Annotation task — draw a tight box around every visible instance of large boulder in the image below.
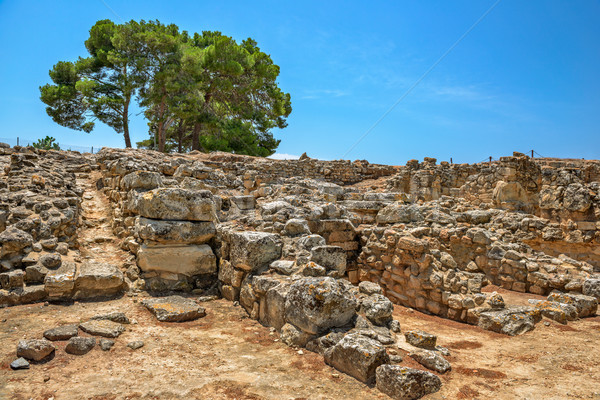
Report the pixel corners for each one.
[137,244,216,277]
[136,218,215,245]
[376,364,442,400]
[127,188,216,221]
[376,203,423,224]
[229,231,283,273]
[17,339,55,361]
[324,333,389,384]
[284,277,357,335]
[73,261,124,299]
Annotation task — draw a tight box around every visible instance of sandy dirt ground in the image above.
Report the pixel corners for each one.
[1,294,598,400]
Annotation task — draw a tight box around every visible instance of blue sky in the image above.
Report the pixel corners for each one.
[0,1,598,164]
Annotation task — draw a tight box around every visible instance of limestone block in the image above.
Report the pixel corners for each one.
[230,231,282,273]
[136,217,215,244]
[137,244,216,277]
[127,188,216,221]
[44,261,76,298]
[73,261,124,299]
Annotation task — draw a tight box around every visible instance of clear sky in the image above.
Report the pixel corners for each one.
[0,0,598,164]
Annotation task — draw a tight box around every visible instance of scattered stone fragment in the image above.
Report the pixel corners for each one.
[91,312,130,324]
[99,338,115,351]
[10,357,30,370]
[79,320,125,338]
[361,294,394,326]
[127,340,144,350]
[478,306,541,336]
[376,364,442,400]
[17,339,55,361]
[404,330,437,349]
[43,324,78,341]
[142,295,206,322]
[65,337,95,355]
[409,349,451,373]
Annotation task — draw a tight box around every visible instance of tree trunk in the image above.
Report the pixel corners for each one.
[157,95,167,153]
[177,120,184,153]
[192,123,201,151]
[123,97,132,148]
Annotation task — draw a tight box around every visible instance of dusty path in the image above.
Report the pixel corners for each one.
[75,170,131,268]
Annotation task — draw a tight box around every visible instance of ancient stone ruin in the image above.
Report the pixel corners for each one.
[1,144,598,399]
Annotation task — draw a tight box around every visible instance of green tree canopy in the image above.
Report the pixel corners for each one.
[40,19,292,155]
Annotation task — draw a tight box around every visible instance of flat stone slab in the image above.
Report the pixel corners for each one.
[91,312,130,324]
[79,320,125,338]
[142,296,206,322]
[137,244,216,277]
[65,337,95,355]
[17,339,55,361]
[10,357,30,370]
[43,324,79,341]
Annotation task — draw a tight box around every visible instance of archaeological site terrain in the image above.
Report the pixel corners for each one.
[0,144,598,399]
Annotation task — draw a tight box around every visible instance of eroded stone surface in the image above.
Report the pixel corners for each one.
[142,295,206,322]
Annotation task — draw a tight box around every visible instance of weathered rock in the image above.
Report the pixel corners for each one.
[91,312,130,324]
[44,261,76,298]
[17,339,55,361]
[43,324,78,341]
[297,234,326,251]
[269,260,296,275]
[137,244,216,276]
[73,261,124,299]
[283,219,310,236]
[284,277,357,335]
[358,281,383,295]
[529,299,578,324]
[39,253,61,269]
[10,357,30,370]
[99,338,115,351]
[324,333,389,384]
[0,270,24,289]
[409,350,451,373]
[262,282,291,330]
[127,188,216,221]
[65,337,95,355]
[121,171,163,190]
[0,227,33,254]
[583,278,600,300]
[376,364,442,400]
[136,217,215,244]
[280,323,315,347]
[127,340,144,350]
[79,320,125,338]
[404,330,437,349]
[25,264,49,283]
[478,306,541,336]
[361,294,394,326]
[142,295,206,322]
[229,231,283,273]
[376,203,423,224]
[547,292,598,318]
[310,246,346,277]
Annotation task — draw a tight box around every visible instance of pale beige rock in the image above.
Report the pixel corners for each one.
[137,244,216,277]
